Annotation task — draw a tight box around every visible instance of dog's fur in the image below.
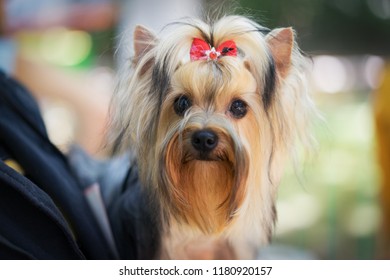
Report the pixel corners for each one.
[109,15,315,259]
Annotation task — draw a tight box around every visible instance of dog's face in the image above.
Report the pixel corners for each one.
[159,60,258,233]
[110,16,314,255]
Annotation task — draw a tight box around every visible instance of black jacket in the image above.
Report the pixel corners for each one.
[0,71,116,259]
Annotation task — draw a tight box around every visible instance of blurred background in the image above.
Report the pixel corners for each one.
[1,0,389,259]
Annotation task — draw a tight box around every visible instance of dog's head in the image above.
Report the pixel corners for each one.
[110,16,314,238]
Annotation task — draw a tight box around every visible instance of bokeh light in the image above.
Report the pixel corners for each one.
[312,56,348,94]
[39,28,92,66]
[17,28,92,67]
[364,55,385,89]
[367,0,390,19]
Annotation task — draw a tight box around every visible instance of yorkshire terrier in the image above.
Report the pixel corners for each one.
[109,15,315,259]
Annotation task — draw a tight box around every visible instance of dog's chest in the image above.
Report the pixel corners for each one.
[159,229,236,259]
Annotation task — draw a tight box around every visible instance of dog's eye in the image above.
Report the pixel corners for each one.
[174,95,192,116]
[229,99,247,119]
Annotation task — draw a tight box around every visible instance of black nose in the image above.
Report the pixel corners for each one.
[191,130,219,152]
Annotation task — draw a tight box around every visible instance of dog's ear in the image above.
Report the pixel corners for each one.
[133,25,156,65]
[266,27,294,79]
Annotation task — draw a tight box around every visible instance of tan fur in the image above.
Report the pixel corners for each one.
[109,15,317,259]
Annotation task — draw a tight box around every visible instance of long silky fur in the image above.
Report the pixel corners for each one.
[109,15,316,259]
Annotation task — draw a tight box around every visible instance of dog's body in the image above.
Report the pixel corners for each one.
[110,15,315,259]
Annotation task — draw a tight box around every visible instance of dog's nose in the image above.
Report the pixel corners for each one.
[191,130,219,152]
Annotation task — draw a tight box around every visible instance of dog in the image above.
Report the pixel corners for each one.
[109,15,316,259]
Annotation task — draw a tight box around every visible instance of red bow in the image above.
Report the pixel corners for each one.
[190,38,237,61]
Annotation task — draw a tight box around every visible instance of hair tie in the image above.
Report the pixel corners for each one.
[190,38,237,61]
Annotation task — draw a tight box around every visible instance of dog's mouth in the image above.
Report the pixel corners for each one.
[182,150,230,164]
[196,153,219,162]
